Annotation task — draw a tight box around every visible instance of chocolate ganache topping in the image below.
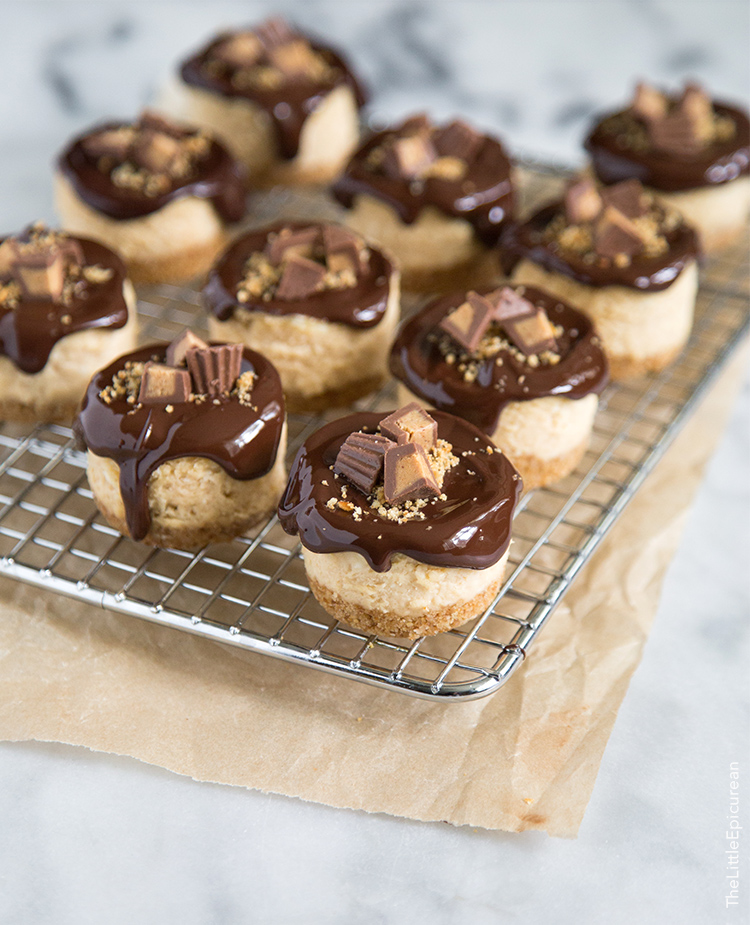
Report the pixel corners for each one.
[77,341,285,541]
[501,177,699,292]
[204,222,393,329]
[332,115,515,245]
[390,286,609,435]
[179,18,367,161]
[0,225,129,374]
[278,409,521,573]
[58,112,247,222]
[585,82,750,192]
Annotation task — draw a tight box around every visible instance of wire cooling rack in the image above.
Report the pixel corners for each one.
[0,165,747,700]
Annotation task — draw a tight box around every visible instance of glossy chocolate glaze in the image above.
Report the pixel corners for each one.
[58,121,247,222]
[279,410,521,572]
[77,343,285,541]
[0,237,129,374]
[500,203,699,291]
[204,223,393,328]
[332,125,515,245]
[585,102,750,192]
[390,287,608,435]
[180,35,367,160]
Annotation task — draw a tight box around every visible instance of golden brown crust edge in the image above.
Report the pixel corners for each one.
[308,573,503,640]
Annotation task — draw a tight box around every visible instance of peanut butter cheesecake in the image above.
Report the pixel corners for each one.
[390,285,608,489]
[55,111,246,283]
[0,223,137,423]
[501,177,700,379]
[205,222,399,411]
[332,113,515,290]
[158,16,366,186]
[76,332,287,550]
[279,404,521,639]
[585,81,750,251]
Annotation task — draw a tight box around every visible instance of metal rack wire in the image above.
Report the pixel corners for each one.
[0,165,747,700]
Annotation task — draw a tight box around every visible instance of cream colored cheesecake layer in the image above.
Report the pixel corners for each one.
[343,195,485,278]
[54,172,229,283]
[0,282,138,424]
[303,546,509,622]
[86,422,287,549]
[511,259,698,375]
[209,272,400,407]
[652,176,750,252]
[156,76,360,184]
[397,385,597,463]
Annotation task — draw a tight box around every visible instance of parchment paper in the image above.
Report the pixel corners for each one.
[0,347,746,838]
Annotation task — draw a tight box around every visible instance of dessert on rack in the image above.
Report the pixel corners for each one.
[0,223,137,423]
[204,221,399,411]
[55,111,247,283]
[390,284,608,489]
[584,81,750,251]
[76,331,287,550]
[332,113,515,290]
[279,404,521,639]
[501,177,699,379]
[158,16,367,186]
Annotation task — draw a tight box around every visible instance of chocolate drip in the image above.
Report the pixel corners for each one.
[585,102,750,192]
[500,203,699,292]
[0,238,128,374]
[58,122,247,222]
[76,344,285,541]
[204,223,393,329]
[390,287,609,435]
[180,36,367,160]
[332,128,515,246]
[279,410,520,572]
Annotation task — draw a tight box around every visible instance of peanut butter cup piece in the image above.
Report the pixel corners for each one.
[254,15,297,50]
[214,32,263,68]
[166,330,209,367]
[138,362,191,405]
[383,442,439,505]
[648,110,705,156]
[132,130,183,174]
[564,178,603,224]
[383,134,437,180]
[631,82,668,123]
[503,309,557,357]
[487,286,536,323]
[438,291,494,353]
[265,226,321,265]
[600,179,648,218]
[333,432,395,494]
[186,343,243,396]
[380,403,437,450]
[322,224,364,274]
[275,253,326,300]
[594,206,645,258]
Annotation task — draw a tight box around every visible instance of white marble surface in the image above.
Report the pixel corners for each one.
[0,1,748,923]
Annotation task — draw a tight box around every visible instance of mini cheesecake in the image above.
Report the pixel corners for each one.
[0,223,137,423]
[585,81,750,251]
[332,113,514,291]
[76,332,287,550]
[279,405,521,639]
[390,285,608,490]
[501,177,699,380]
[157,16,366,186]
[55,111,247,284]
[204,222,399,411]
